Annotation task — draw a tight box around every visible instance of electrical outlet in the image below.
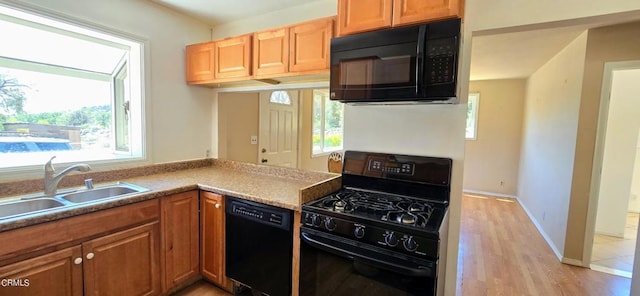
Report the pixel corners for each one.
[205,149,210,158]
[500,181,504,187]
[250,136,258,145]
[543,212,546,221]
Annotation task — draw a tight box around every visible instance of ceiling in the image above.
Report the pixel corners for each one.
[151,1,640,81]
[151,0,325,26]
[470,26,586,81]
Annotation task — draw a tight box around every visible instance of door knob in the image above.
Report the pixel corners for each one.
[261,159,268,163]
[261,148,267,153]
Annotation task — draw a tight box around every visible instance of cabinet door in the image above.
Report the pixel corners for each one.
[161,191,199,292]
[185,42,215,83]
[253,28,289,78]
[0,246,83,296]
[83,222,160,296]
[215,34,252,80]
[392,0,463,26]
[289,17,333,73]
[200,191,232,291]
[337,0,392,36]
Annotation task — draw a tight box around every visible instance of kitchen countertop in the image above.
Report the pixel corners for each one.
[0,159,341,232]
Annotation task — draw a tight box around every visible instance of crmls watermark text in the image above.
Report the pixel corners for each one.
[1,278,30,287]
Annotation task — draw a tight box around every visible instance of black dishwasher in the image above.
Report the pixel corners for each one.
[226,196,293,296]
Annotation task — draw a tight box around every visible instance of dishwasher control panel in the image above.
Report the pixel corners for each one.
[226,196,292,231]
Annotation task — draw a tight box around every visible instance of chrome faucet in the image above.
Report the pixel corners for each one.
[44,156,92,196]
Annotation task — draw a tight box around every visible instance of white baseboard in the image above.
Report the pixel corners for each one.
[515,198,564,262]
[463,189,517,199]
[594,230,625,239]
[562,257,585,267]
[590,264,632,278]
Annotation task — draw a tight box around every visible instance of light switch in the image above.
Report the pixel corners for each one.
[250,136,258,145]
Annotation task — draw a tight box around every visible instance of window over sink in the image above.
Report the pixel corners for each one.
[0,3,146,172]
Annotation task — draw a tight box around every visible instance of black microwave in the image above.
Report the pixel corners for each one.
[330,18,461,103]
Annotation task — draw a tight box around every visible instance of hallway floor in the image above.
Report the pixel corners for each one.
[591,212,639,277]
[457,194,630,295]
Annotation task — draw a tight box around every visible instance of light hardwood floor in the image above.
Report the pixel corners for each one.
[178,194,632,296]
[458,194,631,295]
[591,212,638,277]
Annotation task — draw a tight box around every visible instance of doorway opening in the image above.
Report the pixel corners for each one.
[588,62,640,278]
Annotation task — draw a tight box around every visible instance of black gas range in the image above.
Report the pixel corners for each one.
[299,151,452,296]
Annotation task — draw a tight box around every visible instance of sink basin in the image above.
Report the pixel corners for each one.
[60,183,149,203]
[0,198,66,219]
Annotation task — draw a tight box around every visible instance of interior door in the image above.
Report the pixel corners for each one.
[258,90,299,167]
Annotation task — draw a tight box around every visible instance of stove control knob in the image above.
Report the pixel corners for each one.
[311,215,322,227]
[324,217,337,231]
[354,225,365,238]
[404,236,418,252]
[385,232,399,247]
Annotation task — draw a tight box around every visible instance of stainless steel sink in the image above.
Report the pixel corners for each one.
[0,198,66,219]
[0,182,150,220]
[59,183,149,203]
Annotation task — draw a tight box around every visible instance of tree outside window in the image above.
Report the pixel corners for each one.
[312,89,344,155]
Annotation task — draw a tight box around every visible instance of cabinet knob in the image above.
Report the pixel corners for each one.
[86,252,95,260]
[215,203,221,209]
[74,257,83,265]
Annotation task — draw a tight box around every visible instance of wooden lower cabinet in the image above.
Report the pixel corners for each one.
[161,191,200,292]
[200,191,232,291]
[0,246,83,296]
[0,222,160,296]
[82,222,161,296]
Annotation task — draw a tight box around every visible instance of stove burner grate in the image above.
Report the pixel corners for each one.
[317,189,440,228]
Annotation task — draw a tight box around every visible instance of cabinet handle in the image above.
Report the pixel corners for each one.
[86,253,95,260]
[74,257,83,265]
[215,203,221,209]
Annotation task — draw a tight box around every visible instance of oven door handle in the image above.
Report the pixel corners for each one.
[301,232,433,277]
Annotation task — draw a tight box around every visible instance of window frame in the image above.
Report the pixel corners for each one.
[312,89,344,157]
[466,92,480,140]
[0,2,149,180]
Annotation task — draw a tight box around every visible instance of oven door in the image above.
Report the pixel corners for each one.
[299,228,436,296]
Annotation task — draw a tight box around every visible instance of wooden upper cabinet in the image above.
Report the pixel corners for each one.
[161,191,199,292]
[253,28,289,78]
[201,191,232,291]
[337,0,392,36]
[186,42,215,83]
[82,222,161,296]
[0,246,83,296]
[214,34,252,80]
[337,0,463,36]
[393,0,463,26]
[290,17,334,73]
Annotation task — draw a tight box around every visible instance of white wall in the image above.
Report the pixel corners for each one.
[517,32,587,257]
[596,69,640,236]
[343,104,466,295]
[466,0,640,32]
[630,132,640,213]
[10,0,214,164]
[464,80,526,196]
[210,0,336,39]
